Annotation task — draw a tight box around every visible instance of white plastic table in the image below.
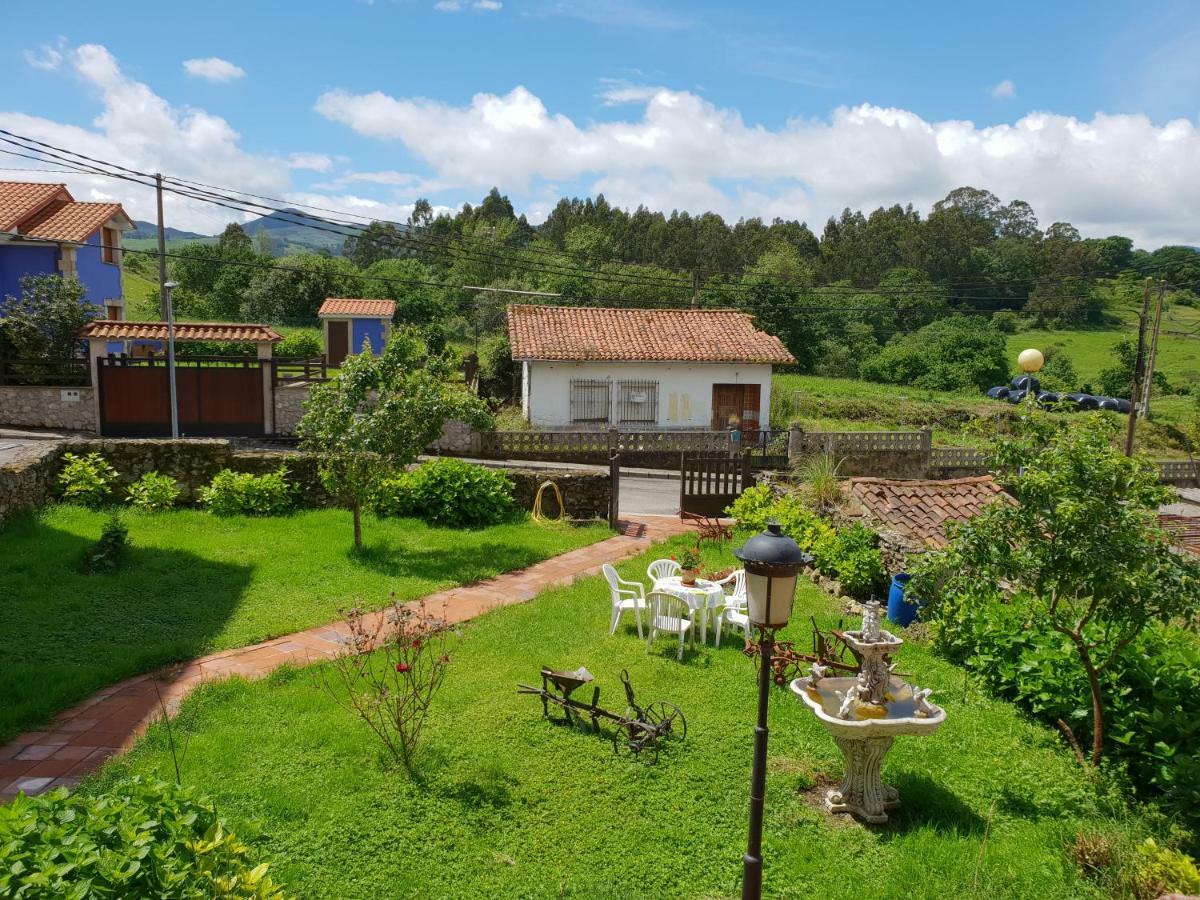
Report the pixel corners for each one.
[652,576,726,644]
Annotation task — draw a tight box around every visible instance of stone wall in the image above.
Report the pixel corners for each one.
[273,384,310,437]
[0,386,96,432]
[0,438,612,522]
[506,468,611,521]
[0,442,63,523]
[428,419,478,455]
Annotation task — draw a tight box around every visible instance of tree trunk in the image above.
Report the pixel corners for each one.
[352,503,363,551]
[1072,636,1105,765]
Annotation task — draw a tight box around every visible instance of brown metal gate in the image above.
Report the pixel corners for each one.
[98,357,265,437]
[679,451,751,518]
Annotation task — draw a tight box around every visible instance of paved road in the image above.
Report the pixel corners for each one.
[619,473,679,517]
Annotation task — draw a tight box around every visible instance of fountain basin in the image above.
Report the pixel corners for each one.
[791,676,946,739]
[791,675,946,824]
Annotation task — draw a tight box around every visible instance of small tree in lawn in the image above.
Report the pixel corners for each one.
[1,274,95,360]
[297,331,491,550]
[918,411,1199,765]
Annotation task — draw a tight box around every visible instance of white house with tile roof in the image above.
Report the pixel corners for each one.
[506,305,795,430]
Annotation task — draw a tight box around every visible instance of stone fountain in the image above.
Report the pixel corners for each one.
[790,601,946,824]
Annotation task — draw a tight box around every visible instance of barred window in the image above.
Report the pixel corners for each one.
[616,379,659,424]
[569,379,610,423]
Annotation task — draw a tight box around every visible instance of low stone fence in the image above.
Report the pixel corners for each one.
[0,385,96,431]
[0,442,64,524]
[0,438,611,523]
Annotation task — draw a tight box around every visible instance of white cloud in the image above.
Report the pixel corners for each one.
[474,0,502,9]
[434,0,462,10]
[316,83,1200,246]
[182,57,246,83]
[1,44,287,232]
[24,38,67,72]
[287,152,334,172]
[990,79,1016,99]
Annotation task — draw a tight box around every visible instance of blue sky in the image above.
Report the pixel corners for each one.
[2,1,1198,245]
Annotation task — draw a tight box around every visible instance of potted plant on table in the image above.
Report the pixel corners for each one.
[674,545,703,586]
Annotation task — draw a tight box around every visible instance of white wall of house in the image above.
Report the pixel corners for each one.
[523,360,773,430]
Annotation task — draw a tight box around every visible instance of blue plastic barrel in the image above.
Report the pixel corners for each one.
[886,573,918,627]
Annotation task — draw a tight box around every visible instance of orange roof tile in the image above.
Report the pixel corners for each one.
[80,321,283,343]
[318,298,396,317]
[0,181,70,232]
[847,476,1013,547]
[1159,514,1200,558]
[21,200,129,243]
[506,305,795,364]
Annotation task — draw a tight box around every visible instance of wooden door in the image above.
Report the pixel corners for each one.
[327,321,349,367]
[711,384,761,430]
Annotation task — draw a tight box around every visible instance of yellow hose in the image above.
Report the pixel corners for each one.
[532,479,566,524]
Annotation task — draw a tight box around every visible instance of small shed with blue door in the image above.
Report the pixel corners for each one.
[318,298,394,367]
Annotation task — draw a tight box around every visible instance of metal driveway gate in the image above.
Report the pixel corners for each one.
[98,356,265,437]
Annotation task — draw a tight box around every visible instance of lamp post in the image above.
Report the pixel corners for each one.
[734,522,809,900]
[164,280,179,439]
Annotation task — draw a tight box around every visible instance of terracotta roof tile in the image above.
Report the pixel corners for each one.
[847,476,1012,547]
[80,321,283,343]
[21,200,128,243]
[318,298,396,317]
[506,304,795,364]
[1159,514,1200,558]
[0,181,70,232]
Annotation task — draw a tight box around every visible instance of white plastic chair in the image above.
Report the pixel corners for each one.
[647,591,695,661]
[713,569,751,648]
[602,563,647,638]
[646,558,681,589]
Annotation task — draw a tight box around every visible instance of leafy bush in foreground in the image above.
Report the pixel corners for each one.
[200,466,296,516]
[725,484,833,553]
[811,523,887,599]
[57,452,118,508]
[373,458,515,528]
[80,511,129,574]
[0,776,286,898]
[125,471,181,511]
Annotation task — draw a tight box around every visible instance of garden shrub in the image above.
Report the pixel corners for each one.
[811,523,887,599]
[923,590,1200,841]
[57,452,118,507]
[274,330,322,358]
[1121,838,1200,900]
[125,471,181,511]
[199,466,296,516]
[373,458,515,528]
[0,776,286,898]
[80,511,130,574]
[726,484,832,553]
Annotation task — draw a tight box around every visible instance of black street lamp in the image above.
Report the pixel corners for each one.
[734,521,809,900]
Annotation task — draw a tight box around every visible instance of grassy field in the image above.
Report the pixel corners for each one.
[0,507,609,743]
[90,534,1153,898]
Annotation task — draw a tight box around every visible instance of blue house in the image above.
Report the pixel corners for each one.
[318,298,395,366]
[0,181,134,320]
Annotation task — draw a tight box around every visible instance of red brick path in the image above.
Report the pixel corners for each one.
[0,517,694,801]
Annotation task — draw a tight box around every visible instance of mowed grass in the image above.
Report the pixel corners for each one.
[0,506,610,743]
[91,535,1147,899]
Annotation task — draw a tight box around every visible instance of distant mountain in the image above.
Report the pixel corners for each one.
[240,209,352,255]
[128,220,210,241]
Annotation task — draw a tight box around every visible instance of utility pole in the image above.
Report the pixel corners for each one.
[155,173,168,321]
[691,268,701,308]
[1138,279,1167,419]
[1123,278,1153,457]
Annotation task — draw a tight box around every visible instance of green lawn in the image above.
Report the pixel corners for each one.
[0,506,610,743]
[90,535,1151,898]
